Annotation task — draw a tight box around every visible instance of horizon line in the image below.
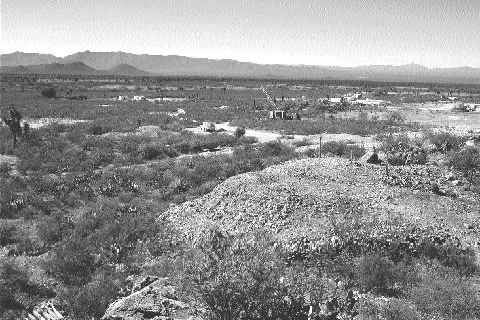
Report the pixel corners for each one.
[1,50,479,70]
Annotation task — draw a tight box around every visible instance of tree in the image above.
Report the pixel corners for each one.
[448,147,480,190]
[234,127,246,139]
[1,107,22,148]
[41,87,56,98]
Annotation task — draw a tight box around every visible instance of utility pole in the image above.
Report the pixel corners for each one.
[319,134,322,158]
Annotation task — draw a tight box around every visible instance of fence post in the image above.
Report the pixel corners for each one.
[319,135,322,158]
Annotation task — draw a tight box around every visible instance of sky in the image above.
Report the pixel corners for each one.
[1,0,479,68]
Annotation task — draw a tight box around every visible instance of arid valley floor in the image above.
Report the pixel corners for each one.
[1,74,480,320]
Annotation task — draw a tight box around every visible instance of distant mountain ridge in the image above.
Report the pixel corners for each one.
[107,63,152,76]
[0,60,151,77]
[1,51,479,84]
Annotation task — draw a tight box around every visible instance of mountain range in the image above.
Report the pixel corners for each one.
[1,51,479,84]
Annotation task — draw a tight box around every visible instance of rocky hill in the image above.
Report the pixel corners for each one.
[105,63,152,76]
[163,158,480,248]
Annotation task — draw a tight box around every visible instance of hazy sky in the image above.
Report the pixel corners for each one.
[1,0,479,67]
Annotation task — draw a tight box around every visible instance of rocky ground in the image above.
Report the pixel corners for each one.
[162,157,480,250]
[102,277,203,320]
[103,157,480,320]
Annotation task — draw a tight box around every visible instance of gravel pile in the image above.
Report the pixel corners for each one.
[163,158,480,249]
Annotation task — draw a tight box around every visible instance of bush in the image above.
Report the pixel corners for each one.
[386,111,405,125]
[88,124,110,135]
[303,147,318,158]
[187,234,329,320]
[377,133,428,165]
[231,112,416,137]
[359,298,421,320]
[142,144,178,160]
[36,213,70,245]
[0,163,11,176]
[90,149,116,167]
[322,141,366,159]
[378,133,413,154]
[258,141,295,158]
[448,146,480,189]
[61,275,121,320]
[40,87,56,98]
[65,127,87,144]
[293,138,313,147]
[0,221,17,245]
[234,126,246,139]
[0,259,54,313]
[410,269,480,319]
[427,131,468,152]
[355,254,397,295]
[46,238,96,286]
[236,136,257,145]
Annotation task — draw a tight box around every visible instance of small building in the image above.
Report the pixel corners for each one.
[269,110,287,119]
[201,122,216,132]
[269,110,299,120]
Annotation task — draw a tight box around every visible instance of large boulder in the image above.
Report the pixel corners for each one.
[102,278,202,320]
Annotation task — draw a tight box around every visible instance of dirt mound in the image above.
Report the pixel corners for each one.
[163,158,480,248]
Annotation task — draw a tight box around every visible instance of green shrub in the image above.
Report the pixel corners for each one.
[234,126,246,139]
[90,149,116,167]
[410,269,480,319]
[46,238,96,286]
[236,136,257,145]
[427,131,468,152]
[0,221,17,245]
[36,213,70,245]
[187,234,328,320]
[61,275,121,320]
[379,133,413,154]
[448,146,480,189]
[40,87,56,98]
[142,145,163,160]
[386,111,405,125]
[11,228,39,255]
[0,163,11,176]
[88,124,110,135]
[359,298,421,320]
[355,254,398,295]
[0,259,54,313]
[231,113,416,137]
[258,141,295,158]
[303,147,318,158]
[293,138,313,147]
[65,127,87,144]
[322,141,366,159]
